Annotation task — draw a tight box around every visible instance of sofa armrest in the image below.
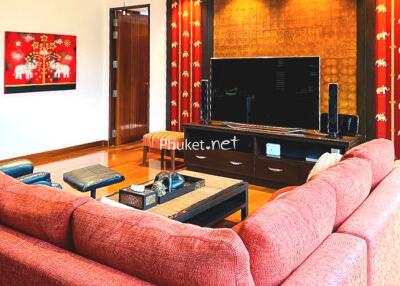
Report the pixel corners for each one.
[0,159,33,178]
[17,172,51,185]
[337,167,400,285]
[282,233,367,286]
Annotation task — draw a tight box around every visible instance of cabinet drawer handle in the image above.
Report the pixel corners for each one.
[230,161,244,166]
[195,155,207,160]
[268,167,284,173]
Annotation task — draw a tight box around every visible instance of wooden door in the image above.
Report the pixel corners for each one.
[112,9,150,145]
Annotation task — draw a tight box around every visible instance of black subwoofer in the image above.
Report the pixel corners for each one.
[320,113,359,137]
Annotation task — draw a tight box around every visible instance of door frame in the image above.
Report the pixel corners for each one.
[108,4,151,146]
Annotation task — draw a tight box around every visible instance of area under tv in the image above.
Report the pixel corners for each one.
[184,122,364,187]
[220,121,304,134]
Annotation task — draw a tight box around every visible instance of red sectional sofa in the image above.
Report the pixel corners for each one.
[0,139,398,285]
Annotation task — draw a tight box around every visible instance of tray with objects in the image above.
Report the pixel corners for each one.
[150,175,205,204]
[119,175,205,209]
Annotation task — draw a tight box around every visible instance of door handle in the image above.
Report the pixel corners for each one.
[195,155,207,160]
[230,161,243,166]
[268,167,284,173]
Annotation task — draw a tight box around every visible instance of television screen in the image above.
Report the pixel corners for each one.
[210,57,320,130]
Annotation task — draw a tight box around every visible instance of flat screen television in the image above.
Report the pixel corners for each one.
[210,57,320,130]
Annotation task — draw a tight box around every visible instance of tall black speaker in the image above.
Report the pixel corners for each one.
[328,83,339,138]
[201,80,211,123]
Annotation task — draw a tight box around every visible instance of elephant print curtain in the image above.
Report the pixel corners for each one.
[375,1,400,156]
[4,32,77,94]
[170,0,202,131]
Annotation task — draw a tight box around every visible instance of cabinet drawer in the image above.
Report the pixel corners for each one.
[219,151,253,177]
[255,157,313,185]
[185,150,253,177]
[185,151,223,169]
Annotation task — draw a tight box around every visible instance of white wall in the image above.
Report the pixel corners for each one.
[104,0,167,132]
[0,0,108,160]
[0,0,167,160]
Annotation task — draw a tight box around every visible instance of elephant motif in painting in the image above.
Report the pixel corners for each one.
[14,60,37,80]
[50,60,70,78]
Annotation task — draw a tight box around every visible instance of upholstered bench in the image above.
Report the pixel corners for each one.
[63,164,124,199]
[143,131,184,171]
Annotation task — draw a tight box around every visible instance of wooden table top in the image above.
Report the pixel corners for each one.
[107,170,245,219]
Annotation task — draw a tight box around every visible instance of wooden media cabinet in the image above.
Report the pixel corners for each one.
[184,122,365,187]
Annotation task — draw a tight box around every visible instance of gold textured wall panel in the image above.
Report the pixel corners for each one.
[214,0,357,114]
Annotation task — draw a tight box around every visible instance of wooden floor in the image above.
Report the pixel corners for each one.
[35,142,275,226]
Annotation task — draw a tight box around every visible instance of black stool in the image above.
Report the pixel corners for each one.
[63,164,125,199]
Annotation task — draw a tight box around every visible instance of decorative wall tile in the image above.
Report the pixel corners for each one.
[214,0,357,115]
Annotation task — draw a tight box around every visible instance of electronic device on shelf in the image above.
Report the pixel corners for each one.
[328,83,339,138]
[210,56,320,130]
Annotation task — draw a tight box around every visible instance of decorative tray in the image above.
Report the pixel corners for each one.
[146,175,205,204]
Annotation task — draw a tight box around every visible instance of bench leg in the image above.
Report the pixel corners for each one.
[142,146,149,165]
[161,149,165,170]
[171,150,176,171]
[90,189,97,199]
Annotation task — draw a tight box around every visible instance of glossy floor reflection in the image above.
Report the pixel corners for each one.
[36,142,275,226]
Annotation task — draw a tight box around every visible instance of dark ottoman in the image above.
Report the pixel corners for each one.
[63,165,124,199]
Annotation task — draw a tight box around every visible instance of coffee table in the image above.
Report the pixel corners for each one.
[105,170,248,227]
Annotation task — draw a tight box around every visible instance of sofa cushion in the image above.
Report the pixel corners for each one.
[0,224,151,286]
[337,167,400,285]
[235,179,336,286]
[282,233,367,286]
[311,157,372,228]
[0,175,89,249]
[72,201,254,286]
[342,139,394,188]
[307,152,343,181]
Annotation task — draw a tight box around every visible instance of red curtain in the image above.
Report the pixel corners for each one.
[375,0,400,157]
[170,0,202,131]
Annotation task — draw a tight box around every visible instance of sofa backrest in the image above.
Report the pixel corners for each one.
[342,139,394,188]
[311,157,372,229]
[337,166,400,285]
[0,172,89,249]
[235,179,336,286]
[72,201,255,286]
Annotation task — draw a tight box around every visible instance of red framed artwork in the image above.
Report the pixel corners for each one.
[4,31,77,94]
